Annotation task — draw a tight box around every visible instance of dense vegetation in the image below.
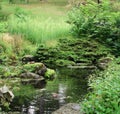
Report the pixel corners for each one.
[67,0,120,113]
[68,0,120,56]
[0,0,120,113]
[35,38,110,67]
[82,60,120,113]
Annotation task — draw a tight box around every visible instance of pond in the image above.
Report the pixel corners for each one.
[9,68,93,114]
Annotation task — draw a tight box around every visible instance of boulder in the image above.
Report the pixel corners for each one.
[20,62,56,88]
[22,55,35,63]
[21,78,46,88]
[52,103,82,114]
[0,85,14,105]
[20,72,46,88]
[20,72,40,79]
[97,57,112,70]
[22,62,47,75]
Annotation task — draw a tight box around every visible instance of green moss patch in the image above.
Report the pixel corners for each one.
[35,38,111,67]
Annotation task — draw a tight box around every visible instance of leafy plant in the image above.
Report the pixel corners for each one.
[68,0,120,56]
[81,60,120,113]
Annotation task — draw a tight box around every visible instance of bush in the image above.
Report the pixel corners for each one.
[81,60,120,114]
[68,0,120,56]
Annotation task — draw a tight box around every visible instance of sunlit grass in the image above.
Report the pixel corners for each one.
[4,0,71,45]
[8,15,70,44]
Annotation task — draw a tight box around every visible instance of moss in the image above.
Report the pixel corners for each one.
[44,68,56,80]
[35,38,111,67]
[23,62,44,72]
[55,59,75,67]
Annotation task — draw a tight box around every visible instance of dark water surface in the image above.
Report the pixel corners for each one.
[10,68,93,114]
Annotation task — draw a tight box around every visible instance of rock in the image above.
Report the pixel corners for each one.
[52,103,82,114]
[21,78,46,88]
[67,65,97,69]
[98,57,112,63]
[8,112,20,114]
[20,72,40,79]
[37,66,47,76]
[22,55,35,63]
[97,57,113,70]
[23,62,46,74]
[20,71,46,88]
[20,62,55,87]
[20,72,46,88]
[0,85,14,104]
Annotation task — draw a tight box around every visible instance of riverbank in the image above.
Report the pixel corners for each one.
[81,59,120,113]
[0,0,120,113]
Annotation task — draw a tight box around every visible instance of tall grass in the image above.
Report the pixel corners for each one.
[8,15,70,44]
[7,3,70,44]
[0,33,37,57]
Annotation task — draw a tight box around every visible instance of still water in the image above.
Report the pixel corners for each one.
[10,68,92,114]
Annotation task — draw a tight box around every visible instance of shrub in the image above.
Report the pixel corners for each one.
[68,0,120,56]
[81,60,120,113]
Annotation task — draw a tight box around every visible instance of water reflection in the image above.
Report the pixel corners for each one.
[11,68,91,114]
[28,106,36,114]
[58,84,67,107]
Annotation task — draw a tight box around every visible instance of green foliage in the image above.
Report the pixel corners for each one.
[0,38,13,54]
[0,65,21,77]
[0,3,2,10]
[12,85,36,106]
[0,4,10,21]
[35,38,110,67]
[9,0,27,4]
[82,61,120,114]
[14,7,30,22]
[0,22,8,32]
[68,0,120,56]
[8,7,70,44]
[0,11,9,21]
[44,68,55,79]
[23,63,44,72]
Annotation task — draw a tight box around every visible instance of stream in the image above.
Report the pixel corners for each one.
[9,68,93,114]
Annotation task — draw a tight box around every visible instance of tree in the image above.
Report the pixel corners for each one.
[97,0,102,4]
[9,0,13,4]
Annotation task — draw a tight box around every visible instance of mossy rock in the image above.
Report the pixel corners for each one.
[35,38,111,67]
[23,63,45,73]
[44,68,56,80]
[55,59,75,67]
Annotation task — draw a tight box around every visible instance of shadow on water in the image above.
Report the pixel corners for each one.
[10,68,93,114]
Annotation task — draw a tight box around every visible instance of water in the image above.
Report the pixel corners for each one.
[10,68,92,114]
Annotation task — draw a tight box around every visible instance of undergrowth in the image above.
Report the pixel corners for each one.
[82,60,120,114]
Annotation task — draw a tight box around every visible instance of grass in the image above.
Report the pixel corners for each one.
[8,15,70,44]
[1,0,71,45]
[0,33,37,57]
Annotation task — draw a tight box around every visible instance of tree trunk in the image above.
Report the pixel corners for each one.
[98,0,101,4]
